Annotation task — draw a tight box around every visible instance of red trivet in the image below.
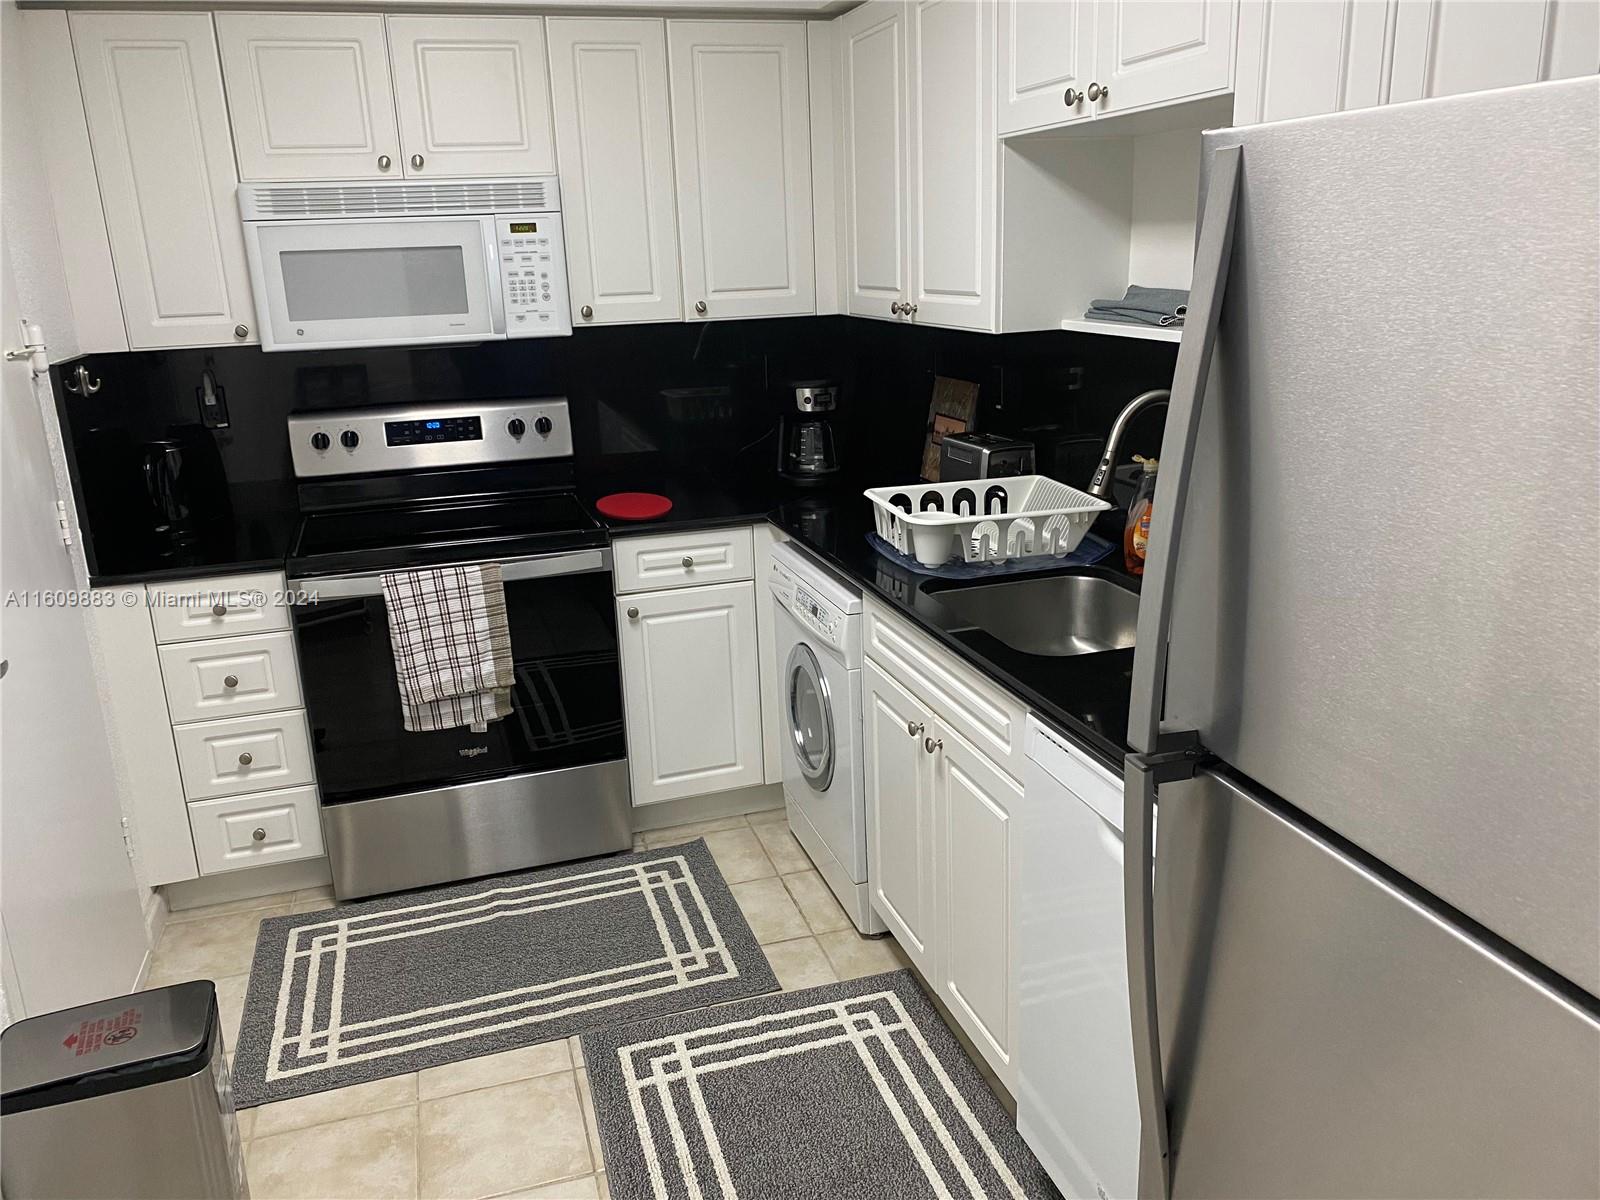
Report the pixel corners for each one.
[595,492,674,521]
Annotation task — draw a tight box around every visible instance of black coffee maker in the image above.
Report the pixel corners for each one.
[778,380,842,484]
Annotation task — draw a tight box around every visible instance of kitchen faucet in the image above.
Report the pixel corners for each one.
[1086,388,1170,501]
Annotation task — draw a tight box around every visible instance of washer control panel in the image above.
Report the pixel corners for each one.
[769,554,859,659]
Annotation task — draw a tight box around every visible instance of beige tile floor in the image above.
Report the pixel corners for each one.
[151,806,925,1199]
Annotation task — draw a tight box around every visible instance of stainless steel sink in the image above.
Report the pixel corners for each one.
[927,572,1140,657]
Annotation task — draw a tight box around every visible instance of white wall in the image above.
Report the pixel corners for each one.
[1,0,156,1012]
[1126,126,1202,291]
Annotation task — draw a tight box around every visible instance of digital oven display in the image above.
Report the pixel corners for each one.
[508,223,538,234]
[385,416,483,446]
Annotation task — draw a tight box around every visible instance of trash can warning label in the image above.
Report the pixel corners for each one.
[63,1007,141,1056]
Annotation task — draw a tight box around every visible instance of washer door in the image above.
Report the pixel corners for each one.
[786,642,835,792]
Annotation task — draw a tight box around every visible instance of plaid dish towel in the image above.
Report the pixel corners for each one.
[381,564,513,734]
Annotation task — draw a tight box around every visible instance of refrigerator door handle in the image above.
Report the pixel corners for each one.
[1123,143,1243,1200]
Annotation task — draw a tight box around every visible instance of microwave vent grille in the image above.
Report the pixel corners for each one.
[240,177,558,220]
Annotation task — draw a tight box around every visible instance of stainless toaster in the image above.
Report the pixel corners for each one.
[939,432,1036,480]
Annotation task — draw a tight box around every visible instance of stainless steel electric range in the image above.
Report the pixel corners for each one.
[284,398,629,899]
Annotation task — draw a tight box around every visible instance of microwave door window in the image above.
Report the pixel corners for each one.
[280,246,470,321]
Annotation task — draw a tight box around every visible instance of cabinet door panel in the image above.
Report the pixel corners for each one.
[999,0,1095,134]
[619,582,764,805]
[71,12,258,348]
[387,16,556,177]
[1233,0,1390,125]
[217,13,400,181]
[863,659,935,973]
[1094,0,1237,116]
[839,1,909,319]
[548,18,682,325]
[937,723,1020,1085]
[907,0,995,331]
[669,21,815,321]
[1389,0,1572,102]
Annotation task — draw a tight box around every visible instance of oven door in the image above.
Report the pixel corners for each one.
[245,215,501,351]
[290,549,624,806]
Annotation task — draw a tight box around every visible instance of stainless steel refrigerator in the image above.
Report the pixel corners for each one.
[1125,77,1599,1199]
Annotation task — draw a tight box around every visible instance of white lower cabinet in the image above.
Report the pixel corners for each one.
[617,577,765,806]
[158,630,303,723]
[863,601,1022,1086]
[188,785,324,875]
[173,709,316,802]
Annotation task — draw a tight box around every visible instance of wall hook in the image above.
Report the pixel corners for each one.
[64,364,101,395]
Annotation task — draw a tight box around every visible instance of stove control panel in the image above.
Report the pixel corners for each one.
[289,398,572,478]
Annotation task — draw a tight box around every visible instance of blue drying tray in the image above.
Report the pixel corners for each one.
[867,530,1115,579]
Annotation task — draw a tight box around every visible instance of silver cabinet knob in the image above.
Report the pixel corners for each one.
[924,736,943,754]
[1064,87,1082,106]
[905,303,918,317]
[1086,81,1107,102]
[378,154,392,170]
[251,827,267,842]
[212,603,227,617]
[238,751,253,766]
[889,301,904,315]
[681,555,694,569]
[580,304,594,320]
[223,674,239,689]
[626,606,639,619]
[694,300,708,315]
[234,325,249,339]
[906,720,924,737]
[410,153,425,169]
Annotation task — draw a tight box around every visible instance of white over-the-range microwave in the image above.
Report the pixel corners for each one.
[238,176,572,352]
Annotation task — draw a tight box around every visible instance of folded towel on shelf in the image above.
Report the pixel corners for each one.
[1085,285,1190,327]
[381,563,513,734]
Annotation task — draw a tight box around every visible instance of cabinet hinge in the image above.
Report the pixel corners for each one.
[55,499,73,548]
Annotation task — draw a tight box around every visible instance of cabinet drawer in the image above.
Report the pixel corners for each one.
[188,785,324,875]
[159,631,302,723]
[613,526,755,594]
[148,572,289,643]
[864,597,1028,782]
[174,710,314,800]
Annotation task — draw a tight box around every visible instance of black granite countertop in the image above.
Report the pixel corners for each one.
[86,480,303,588]
[769,495,1136,773]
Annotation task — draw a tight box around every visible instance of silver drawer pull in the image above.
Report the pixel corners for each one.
[223,674,239,689]
[212,603,227,617]
[251,827,267,842]
[238,751,253,767]
[923,736,943,754]
[681,555,695,568]
[626,607,639,619]
[906,720,924,737]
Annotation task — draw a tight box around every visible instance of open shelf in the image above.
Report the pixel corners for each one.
[1059,318,1181,343]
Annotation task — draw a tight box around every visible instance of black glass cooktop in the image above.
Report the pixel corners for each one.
[289,492,606,577]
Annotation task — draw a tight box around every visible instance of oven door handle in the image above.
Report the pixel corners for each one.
[288,547,611,600]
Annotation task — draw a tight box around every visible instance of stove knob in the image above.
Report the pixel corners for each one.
[534,416,553,437]
[310,432,330,451]
[507,417,526,438]
[340,430,360,449]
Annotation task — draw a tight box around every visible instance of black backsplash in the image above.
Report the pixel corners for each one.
[54,316,1177,581]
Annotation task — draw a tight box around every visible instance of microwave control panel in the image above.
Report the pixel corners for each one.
[497,215,573,338]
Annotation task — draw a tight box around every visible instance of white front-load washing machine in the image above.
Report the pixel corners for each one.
[768,541,886,935]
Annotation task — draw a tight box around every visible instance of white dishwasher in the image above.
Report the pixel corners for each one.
[1017,716,1140,1200]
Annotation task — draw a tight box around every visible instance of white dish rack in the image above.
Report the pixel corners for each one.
[866,476,1112,566]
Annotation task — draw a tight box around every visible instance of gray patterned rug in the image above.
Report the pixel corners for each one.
[582,970,1060,1200]
[232,840,777,1108]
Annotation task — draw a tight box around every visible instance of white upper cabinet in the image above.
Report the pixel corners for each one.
[839,1,909,320]
[1233,0,1391,125]
[548,18,683,325]
[1092,0,1238,116]
[906,0,996,331]
[70,11,258,349]
[668,21,816,321]
[1389,0,1598,101]
[217,13,401,181]
[386,16,557,177]
[998,0,1096,133]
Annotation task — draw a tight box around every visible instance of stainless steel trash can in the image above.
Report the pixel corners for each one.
[1,980,248,1199]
